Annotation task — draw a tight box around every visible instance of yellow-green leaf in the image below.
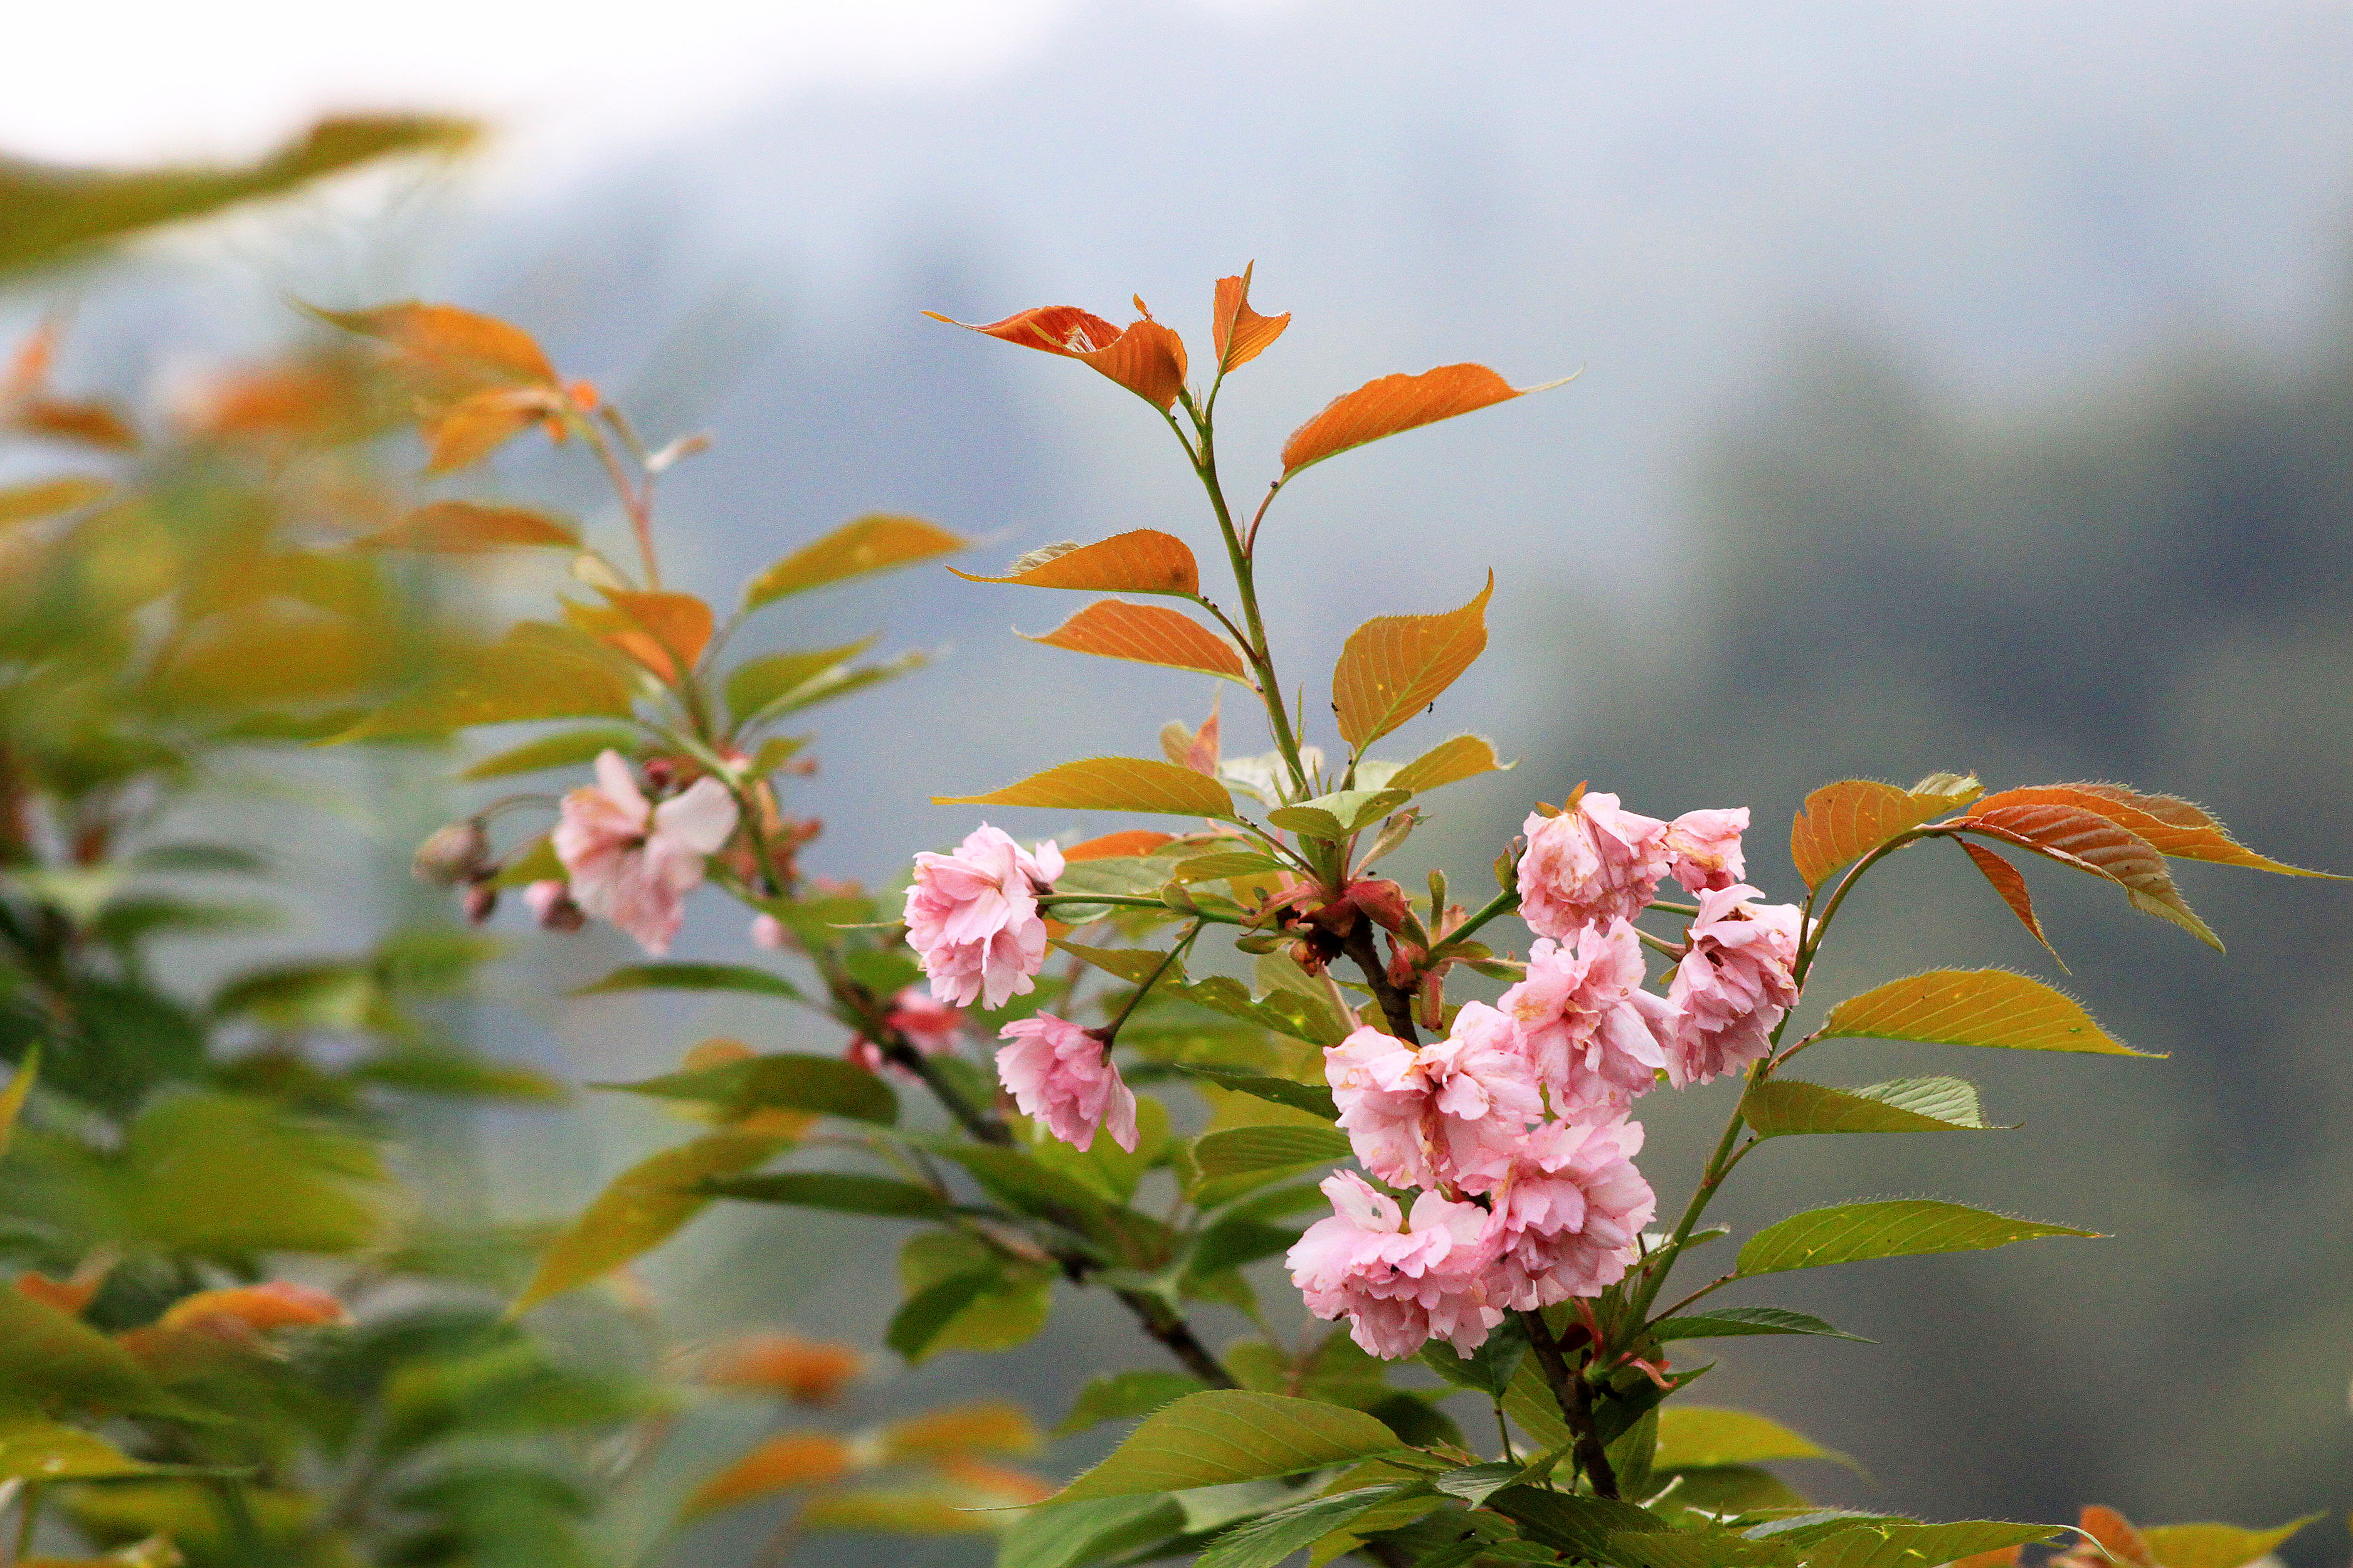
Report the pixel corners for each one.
[0,1400,161,1481]
[360,500,578,552]
[744,514,966,608]
[1737,1200,2098,1277]
[1817,969,2149,1056]
[513,1130,788,1313]
[459,726,638,781]
[1055,1391,1406,1500]
[0,1046,34,1157]
[1021,600,1252,683]
[935,757,1235,819]
[725,637,877,722]
[0,1293,182,1417]
[1387,734,1508,795]
[1331,574,1492,749]
[951,530,1200,597]
[1653,1407,1847,1470]
[1741,1076,1999,1137]
[1789,774,1981,891]
[0,476,110,528]
[332,622,633,740]
[2140,1518,2324,1568]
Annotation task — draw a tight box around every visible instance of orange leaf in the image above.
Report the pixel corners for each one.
[881,1400,1042,1462]
[317,300,558,390]
[744,513,968,608]
[926,303,1189,409]
[1064,830,1176,861]
[951,529,1198,596]
[1960,796,2219,949]
[423,386,561,472]
[603,589,714,676]
[158,1281,347,1336]
[1957,841,2066,969]
[1387,734,1508,795]
[14,397,137,450]
[362,500,578,552]
[1789,774,1982,890]
[686,1431,852,1514]
[699,1333,863,1403]
[1212,263,1289,373]
[935,757,1235,819]
[2048,782,2338,878]
[1021,599,1251,683]
[1331,573,1493,749]
[2078,1508,2155,1568]
[1281,363,1565,475]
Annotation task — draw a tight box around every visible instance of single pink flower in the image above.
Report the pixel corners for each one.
[1664,807,1750,895]
[1517,791,1671,940]
[1663,883,1804,1087]
[904,824,1065,1009]
[995,1013,1137,1153]
[553,751,739,955]
[1481,1117,1655,1310]
[1286,1171,1502,1359]
[1325,1005,1543,1194]
[1501,921,1673,1118]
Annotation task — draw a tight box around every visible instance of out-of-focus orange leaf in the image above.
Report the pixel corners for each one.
[1020,600,1250,683]
[1331,572,1492,749]
[1957,841,2065,968]
[1789,774,1982,890]
[151,605,389,710]
[157,1281,347,1339]
[2076,1508,2155,1568]
[332,621,634,739]
[685,1431,852,1514]
[13,398,137,450]
[603,589,714,677]
[14,1274,96,1317]
[1063,830,1175,861]
[361,500,578,552]
[1280,362,1566,476]
[881,1401,1042,1463]
[936,757,1235,820]
[2033,782,2337,878]
[1212,264,1289,373]
[1960,795,2219,949]
[423,385,563,472]
[701,1333,864,1403]
[317,300,557,391]
[0,477,108,529]
[926,302,1189,410]
[951,530,1198,596]
[743,513,967,608]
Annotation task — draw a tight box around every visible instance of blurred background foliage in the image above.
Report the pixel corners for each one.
[1,3,2349,1565]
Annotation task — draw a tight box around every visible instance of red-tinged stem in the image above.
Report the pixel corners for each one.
[575,412,662,591]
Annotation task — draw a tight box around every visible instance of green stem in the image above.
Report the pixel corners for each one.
[1419,883,1521,970]
[1623,1061,1764,1329]
[1037,891,1249,926]
[1099,922,1204,1046]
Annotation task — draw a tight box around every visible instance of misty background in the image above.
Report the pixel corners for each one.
[14,1,2352,1560]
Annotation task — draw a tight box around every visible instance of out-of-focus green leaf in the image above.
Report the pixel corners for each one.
[998,1495,1189,1568]
[1737,1200,2098,1277]
[348,1046,564,1102]
[331,621,633,741]
[0,1397,161,1480]
[743,514,966,608]
[1025,1095,1170,1203]
[459,725,638,781]
[569,962,803,1001]
[0,1293,188,1417]
[1653,1407,1846,1470]
[2140,1518,2325,1568]
[1054,1391,1407,1501]
[116,1092,384,1256]
[489,833,564,889]
[1055,1371,1207,1436]
[512,1130,788,1312]
[0,115,475,278]
[595,1052,894,1125]
[699,1171,953,1220]
[892,1230,1050,1360]
[0,1046,35,1157]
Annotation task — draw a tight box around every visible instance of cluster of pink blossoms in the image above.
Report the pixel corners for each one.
[1286,792,1805,1360]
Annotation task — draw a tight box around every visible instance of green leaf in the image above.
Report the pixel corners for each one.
[0,1294,188,1419]
[512,1130,787,1312]
[1654,1407,1847,1470]
[488,833,564,889]
[1648,1307,1871,1344]
[1054,1391,1409,1500]
[698,1171,953,1220]
[570,962,804,1001]
[998,1495,1189,1568]
[887,1271,998,1361]
[724,637,878,722]
[596,1052,896,1125]
[0,475,110,525]
[1172,851,1288,883]
[1193,1124,1351,1178]
[1482,1488,1665,1559]
[743,514,966,608]
[1267,789,1412,842]
[1803,1522,2062,1568]
[894,1230,1051,1358]
[1816,969,2147,1056]
[1737,1200,2100,1276]
[1197,1486,1421,1568]
[912,1138,1111,1224]
[1500,1354,1573,1452]
[1180,977,1349,1048]
[1741,1076,2000,1137]
[0,1399,161,1480]
[115,1092,384,1256]
[934,757,1235,819]
[1167,1063,1338,1120]
[1331,574,1492,749]
[1417,1312,1527,1398]
[2140,1518,2325,1568]
[1054,941,1186,986]
[1387,734,1510,795]
[459,726,639,781]
[1026,1096,1171,1204]
[349,1046,565,1102]
[1055,1371,1208,1436]
[0,1046,35,1157]
[1653,1466,1811,1517]
[330,621,634,740]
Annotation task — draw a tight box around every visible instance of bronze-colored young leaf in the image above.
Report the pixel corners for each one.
[926,303,1189,409]
[1957,841,2066,967]
[603,589,714,676]
[935,757,1235,819]
[1064,829,1180,861]
[743,513,968,608]
[951,529,1200,597]
[1280,364,1566,476]
[1817,969,2147,1056]
[315,299,558,391]
[1,115,475,278]
[0,475,110,527]
[1212,265,1290,373]
[1789,774,1981,890]
[361,500,578,552]
[1054,1391,1406,1500]
[1959,796,2220,949]
[682,1431,851,1515]
[1020,600,1252,683]
[421,385,559,472]
[2011,783,2339,878]
[1386,733,1509,795]
[512,1130,788,1313]
[332,622,633,740]
[1331,574,1493,749]
[1736,1199,2099,1277]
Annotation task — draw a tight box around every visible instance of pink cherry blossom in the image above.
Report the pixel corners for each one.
[1664,807,1750,895]
[1481,1117,1655,1310]
[1501,921,1674,1118]
[553,751,739,955]
[844,1038,888,1075]
[995,1013,1137,1153]
[1663,883,1805,1087]
[904,824,1065,1009]
[750,913,788,950]
[1286,1171,1502,1359]
[888,987,965,1055]
[1325,1005,1543,1194]
[1517,791,1671,940]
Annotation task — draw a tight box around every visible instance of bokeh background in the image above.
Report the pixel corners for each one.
[9,1,2351,1561]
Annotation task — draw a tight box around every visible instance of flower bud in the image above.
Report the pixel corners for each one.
[462,883,499,925]
[524,880,585,932]
[413,820,489,885]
